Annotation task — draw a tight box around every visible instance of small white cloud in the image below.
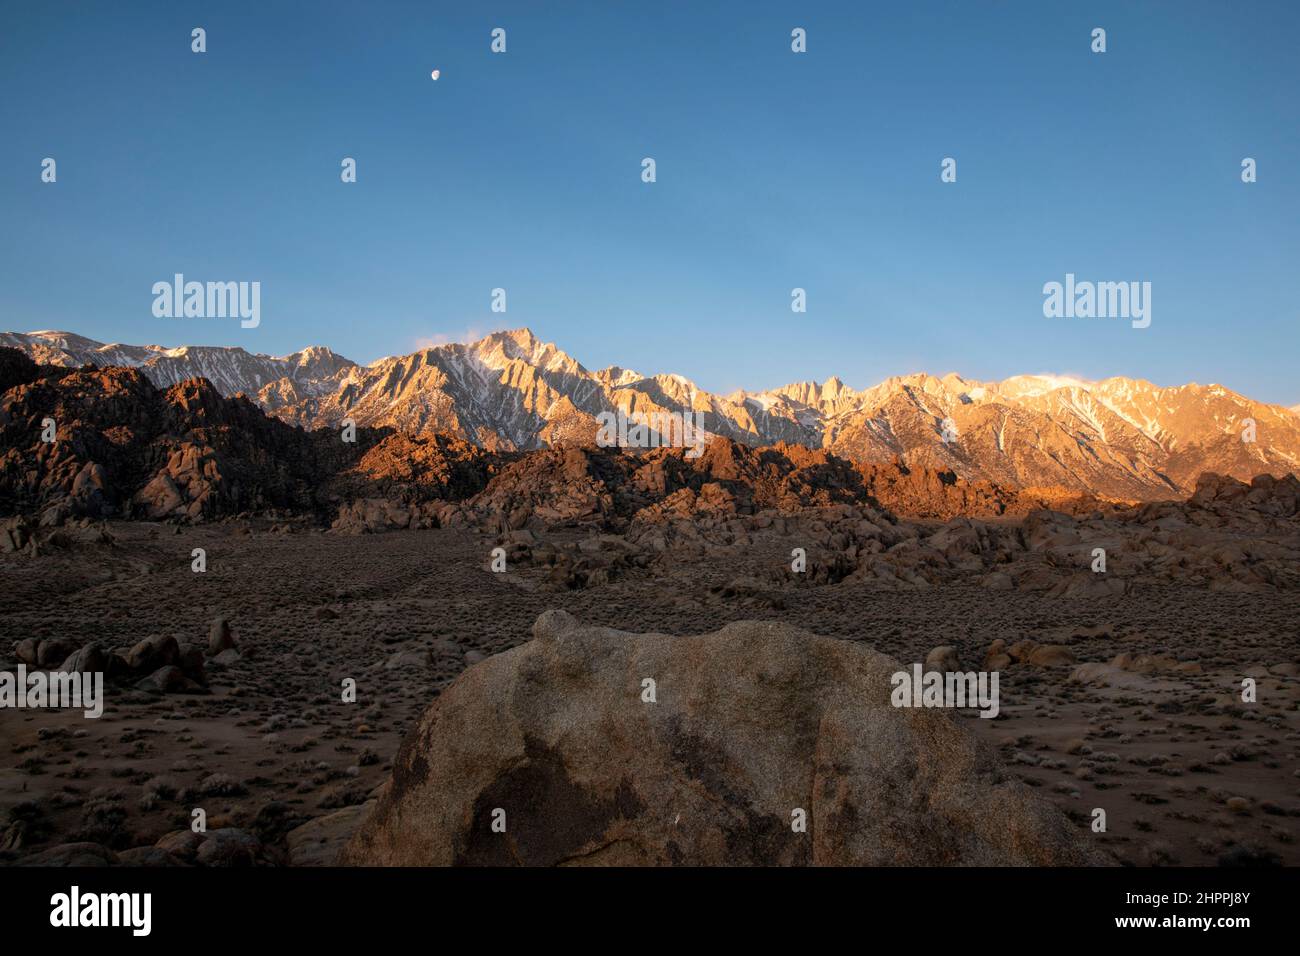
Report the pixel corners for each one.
[413,324,507,351]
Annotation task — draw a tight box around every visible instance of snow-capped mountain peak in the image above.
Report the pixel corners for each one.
[4,327,1297,498]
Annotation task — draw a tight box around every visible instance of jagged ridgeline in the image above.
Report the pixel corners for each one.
[0,344,1072,526]
[3,328,1299,499]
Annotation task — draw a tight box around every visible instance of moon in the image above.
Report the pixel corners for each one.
[430,69,440,81]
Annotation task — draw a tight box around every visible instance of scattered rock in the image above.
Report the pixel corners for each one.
[286,803,373,866]
[57,642,109,674]
[194,828,269,867]
[126,634,179,673]
[136,665,205,695]
[208,617,237,656]
[924,646,961,673]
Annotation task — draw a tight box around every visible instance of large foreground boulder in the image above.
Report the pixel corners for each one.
[343,611,1097,866]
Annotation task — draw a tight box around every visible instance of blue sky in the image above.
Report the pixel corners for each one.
[1,1,1296,404]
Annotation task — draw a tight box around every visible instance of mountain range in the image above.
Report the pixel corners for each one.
[4,328,1298,499]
